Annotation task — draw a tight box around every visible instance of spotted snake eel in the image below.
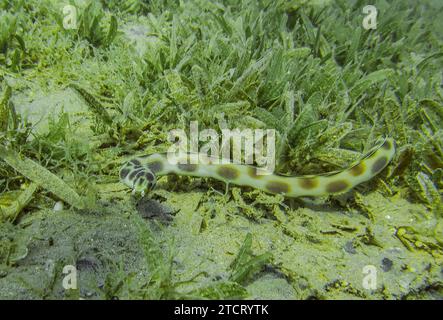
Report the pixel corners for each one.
[120,138,395,198]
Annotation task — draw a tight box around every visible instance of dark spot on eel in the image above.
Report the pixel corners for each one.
[371,156,388,174]
[382,140,392,150]
[120,168,130,180]
[298,177,319,189]
[349,162,366,176]
[148,161,164,173]
[265,181,290,194]
[217,166,239,180]
[130,159,141,166]
[177,163,198,172]
[326,180,349,193]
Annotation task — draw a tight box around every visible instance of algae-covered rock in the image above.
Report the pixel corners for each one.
[12,88,94,140]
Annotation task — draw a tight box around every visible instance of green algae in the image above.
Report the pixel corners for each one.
[0,146,85,211]
[0,184,441,299]
[141,189,442,299]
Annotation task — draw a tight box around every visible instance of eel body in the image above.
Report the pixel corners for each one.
[120,138,395,197]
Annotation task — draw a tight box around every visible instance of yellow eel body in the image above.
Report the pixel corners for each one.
[120,137,396,197]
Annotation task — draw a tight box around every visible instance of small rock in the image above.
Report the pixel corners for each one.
[344,241,357,254]
[53,201,64,212]
[136,198,174,223]
[381,257,393,272]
